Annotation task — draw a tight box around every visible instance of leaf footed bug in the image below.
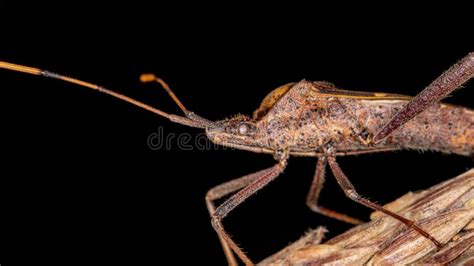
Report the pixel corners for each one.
[0,52,472,265]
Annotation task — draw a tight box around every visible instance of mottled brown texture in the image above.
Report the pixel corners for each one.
[282,82,473,156]
[204,72,473,265]
[1,56,472,266]
[207,80,473,157]
[260,169,474,265]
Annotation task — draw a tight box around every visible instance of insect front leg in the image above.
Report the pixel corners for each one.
[373,52,474,143]
[306,157,363,225]
[206,168,276,265]
[326,156,443,248]
[207,160,287,266]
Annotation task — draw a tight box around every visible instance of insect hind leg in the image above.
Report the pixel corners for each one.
[327,156,442,248]
[373,52,474,143]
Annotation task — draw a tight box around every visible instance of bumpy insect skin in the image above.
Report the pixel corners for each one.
[270,81,473,157]
[323,98,474,156]
[208,80,473,157]
[1,53,472,266]
[258,80,314,151]
[371,102,474,156]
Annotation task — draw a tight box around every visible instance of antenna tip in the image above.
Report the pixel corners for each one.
[140,73,157,83]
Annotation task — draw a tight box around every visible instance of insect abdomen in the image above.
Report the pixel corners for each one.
[387,103,474,156]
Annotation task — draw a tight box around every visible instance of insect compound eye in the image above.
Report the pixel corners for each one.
[238,123,249,135]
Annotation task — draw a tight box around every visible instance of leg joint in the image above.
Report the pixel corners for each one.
[211,215,221,230]
[306,201,319,212]
[346,189,360,201]
[205,190,214,201]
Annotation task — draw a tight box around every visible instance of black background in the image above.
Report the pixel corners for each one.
[1,3,472,265]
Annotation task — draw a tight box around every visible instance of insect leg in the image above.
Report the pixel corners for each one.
[373,52,474,143]
[209,161,287,266]
[326,156,442,248]
[205,168,273,266]
[306,157,363,225]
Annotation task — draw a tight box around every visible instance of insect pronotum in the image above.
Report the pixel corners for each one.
[0,52,473,265]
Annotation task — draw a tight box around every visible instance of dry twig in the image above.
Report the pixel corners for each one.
[261,169,474,265]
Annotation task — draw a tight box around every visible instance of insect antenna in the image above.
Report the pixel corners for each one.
[140,74,188,114]
[0,61,212,129]
[140,73,214,127]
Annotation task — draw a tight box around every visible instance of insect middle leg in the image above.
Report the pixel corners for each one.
[326,156,442,248]
[206,161,287,266]
[306,157,363,225]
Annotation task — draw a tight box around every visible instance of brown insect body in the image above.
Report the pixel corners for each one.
[207,80,474,157]
[1,53,472,265]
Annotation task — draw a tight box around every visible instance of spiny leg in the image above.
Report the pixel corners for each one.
[210,161,287,266]
[326,156,442,248]
[206,168,275,266]
[373,52,474,143]
[306,157,363,225]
